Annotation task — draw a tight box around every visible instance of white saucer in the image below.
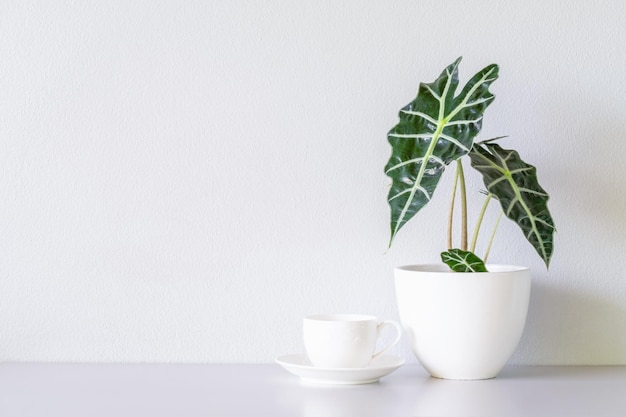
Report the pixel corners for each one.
[275,354,405,385]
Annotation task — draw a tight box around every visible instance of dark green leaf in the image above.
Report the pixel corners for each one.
[441,248,488,272]
[469,143,555,268]
[385,57,499,247]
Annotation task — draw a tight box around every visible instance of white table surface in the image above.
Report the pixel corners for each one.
[1,362,625,416]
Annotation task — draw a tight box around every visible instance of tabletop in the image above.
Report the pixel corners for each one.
[1,362,625,416]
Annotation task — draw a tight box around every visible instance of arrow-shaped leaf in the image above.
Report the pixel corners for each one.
[441,248,488,272]
[385,58,499,247]
[469,143,555,268]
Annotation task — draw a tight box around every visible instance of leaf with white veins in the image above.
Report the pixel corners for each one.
[385,57,499,247]
[469,143,555,268]
[441,248,488,272]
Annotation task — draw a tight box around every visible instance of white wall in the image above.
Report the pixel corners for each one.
[1,0,625,364]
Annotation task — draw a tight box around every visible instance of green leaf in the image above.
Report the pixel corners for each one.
[441,248,488,272]
[385,57,499,247]
[469,143,555,268]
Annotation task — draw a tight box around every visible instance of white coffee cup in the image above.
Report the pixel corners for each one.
[303,314,402,368]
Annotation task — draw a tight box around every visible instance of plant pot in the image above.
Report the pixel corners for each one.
[394,264,531,380]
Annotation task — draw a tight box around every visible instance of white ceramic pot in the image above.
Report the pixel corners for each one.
[394,264,531,380]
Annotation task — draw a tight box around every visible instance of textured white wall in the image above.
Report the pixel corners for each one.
[1,0,625,364]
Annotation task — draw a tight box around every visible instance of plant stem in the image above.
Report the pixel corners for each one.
[447,166,460,249]
[457,160,468,251]
[470,193,493,253]
[484,209,504,263]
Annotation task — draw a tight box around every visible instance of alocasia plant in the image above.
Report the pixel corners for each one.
[385,57,555,271]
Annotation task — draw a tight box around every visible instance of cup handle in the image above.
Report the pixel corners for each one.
[371,320,402,362]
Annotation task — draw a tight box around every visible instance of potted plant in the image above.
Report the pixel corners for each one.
[386,57,555,380]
